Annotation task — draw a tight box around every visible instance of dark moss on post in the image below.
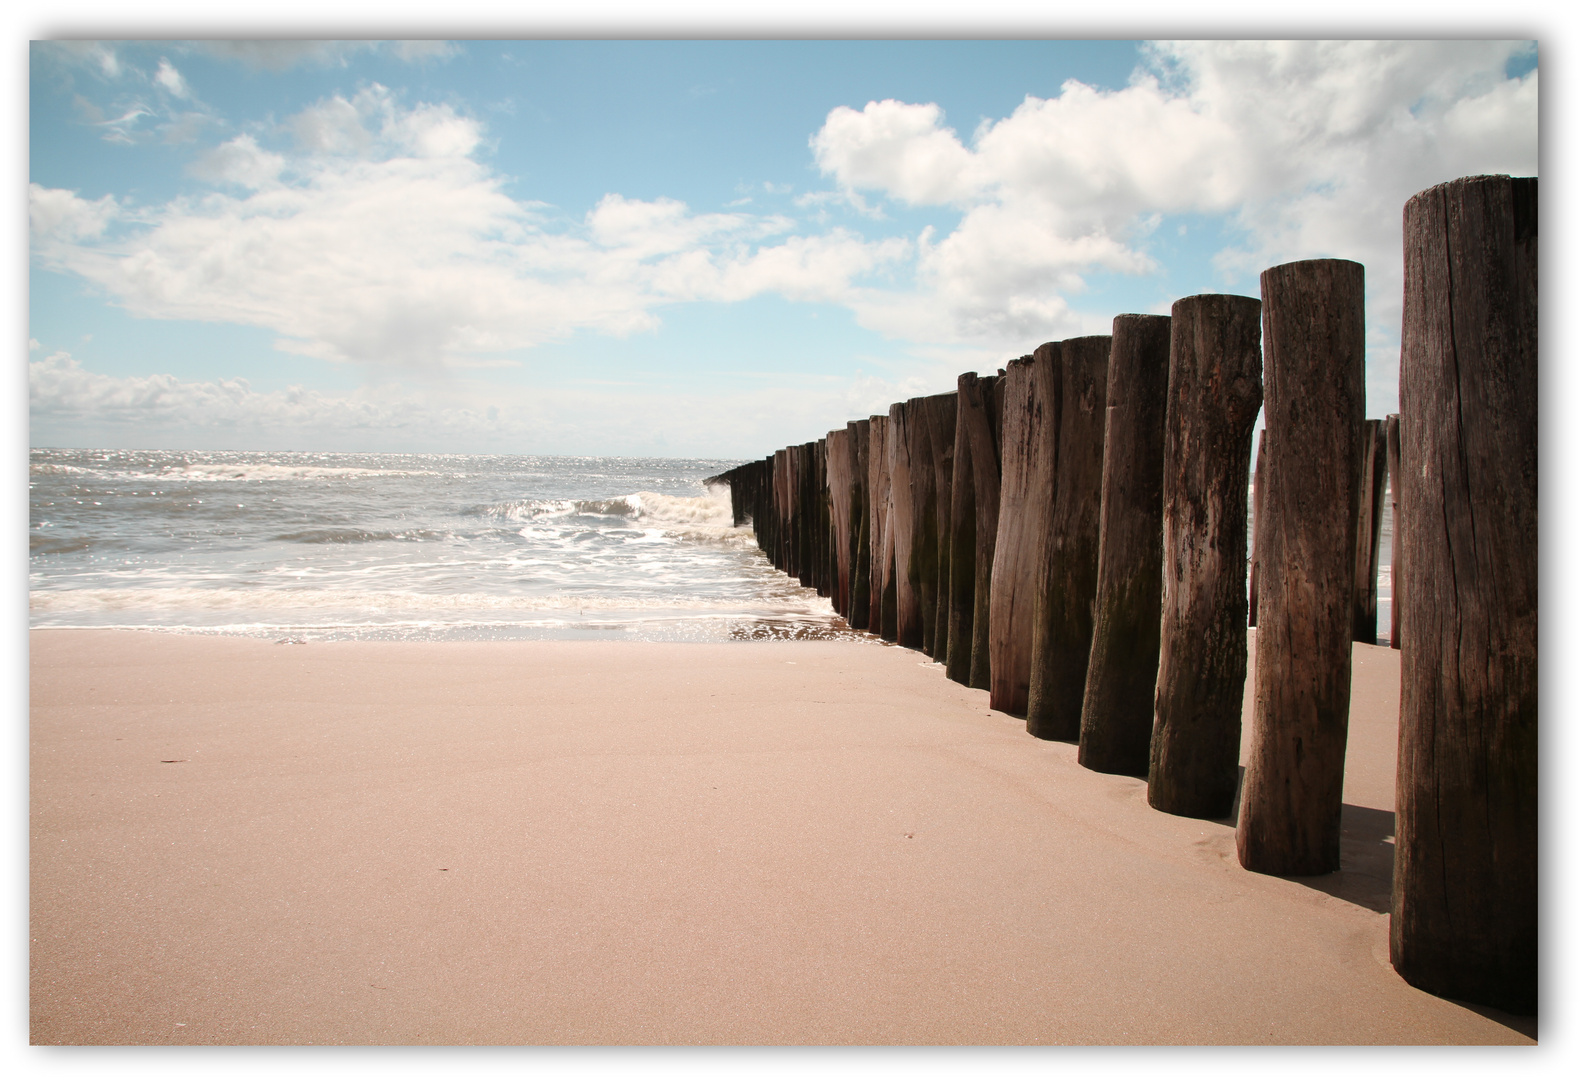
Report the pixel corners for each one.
[1078,315,1172,775]
[1237,259,1365,873]
[1392,175,1537,1014]
[1148,294,1263,819]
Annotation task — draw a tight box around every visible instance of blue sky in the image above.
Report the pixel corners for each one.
[29,38,1539,457]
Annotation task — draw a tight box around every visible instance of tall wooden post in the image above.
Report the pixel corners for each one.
[921,392,958,662]
[848,419,872,631]
[1028,334,1110,741]
[989,348,1057,717]
[1392,175,1537,1013]
[888,401,923,649]
[1237,259,1366,872]
[1078,315,1172,775]
[868,415,896,641]
[947,373,1001,688]
[1385,413,1402,650]
[967,373,1003,689]
[826,428,854,619]
[1353,420,1388,643]
[904,396,943,656]
[1248,429,1266,627]
[1148,295,1264,819]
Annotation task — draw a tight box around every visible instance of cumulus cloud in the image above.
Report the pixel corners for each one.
[814,40,1538,358]
[32,91,910,371]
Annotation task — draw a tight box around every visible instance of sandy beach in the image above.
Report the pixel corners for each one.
[29,629,1534,1045]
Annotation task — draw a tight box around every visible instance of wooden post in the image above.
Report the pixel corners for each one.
[848,419,872,631]
[868,415,896,641]
[1385,413,1402,649]
[1027,335,1110,741]
[1248,429,1266,627]
[1236,259,1366,871]
[1078,315,1172,775]
[1148,294,1264,819]
[947,373,1000,687]
[888,401,923,649]
[904,396,943,656]
[1353,420,1388,643]
[966,373,1003,689]
[1392,175,1537,1013]
[826,428,854,619]
[922,393,958,665]
[772,449,792,574]
[989,348,1056,717]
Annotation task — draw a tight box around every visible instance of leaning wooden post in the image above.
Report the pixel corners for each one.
[1385,413,1402,649]
[888,401,922,649]
[848,419,872,630]
[1028,335,1110,741]
[1236,258,1366,871]
[1353,420,1388,643]
[923,393,958,664]
[1248,429,1266,627]
[1078,315,1172,775]
[1392,175,1537,1013]
[1148,295,1264,818]
[989,348,1057,718]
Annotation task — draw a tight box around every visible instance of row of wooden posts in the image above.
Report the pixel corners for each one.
[707,175,1536,1015]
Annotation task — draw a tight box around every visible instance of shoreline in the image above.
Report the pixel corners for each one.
[30,629,1533,1045]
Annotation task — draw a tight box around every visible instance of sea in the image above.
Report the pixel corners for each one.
[28,447,1393,645]
[28,448,855,643]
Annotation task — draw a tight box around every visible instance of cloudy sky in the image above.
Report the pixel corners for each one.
[29,37,1538,457]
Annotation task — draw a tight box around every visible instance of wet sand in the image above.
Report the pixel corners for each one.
[29,629,1535,1044]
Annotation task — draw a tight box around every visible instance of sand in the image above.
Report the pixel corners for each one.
[29,629,1535,1045]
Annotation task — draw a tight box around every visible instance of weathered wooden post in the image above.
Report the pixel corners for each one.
[1353,420,1388,643]
[1148,295,1264,818]
[826,428,854,619]
[967,373,1003,689]
[848,419,872,630]
[1027,335,1110,741]
[947,373,1000,687]
[922,393,958,664]
[868,414,896,641]
[1078,315,1172,775]
[1392,175,1537,1013]
[989,348,1056,717]
[1385,413,1402,650]
[772,448,791,574]
[888,401,923,649]
[1236,259,1366,871]
[1248,429,1266,627]
[797,441,817,590]
[903,396,942,656]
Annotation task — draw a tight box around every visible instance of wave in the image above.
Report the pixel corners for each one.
[160,463,441,482]
[30,535,95,555]
[273,527,457,545]
[29,586,835,617]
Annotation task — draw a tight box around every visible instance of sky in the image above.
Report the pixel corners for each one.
[28,37,1539,458]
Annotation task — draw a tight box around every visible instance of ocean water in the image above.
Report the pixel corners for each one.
[28,449,854,642]
[28,448,1393,645]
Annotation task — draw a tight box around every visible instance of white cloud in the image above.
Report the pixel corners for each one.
[813,40,1538,361]
[189,135,286,189]
[32,93,908,372]
[153,58,190,98]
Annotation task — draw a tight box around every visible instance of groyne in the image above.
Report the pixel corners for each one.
[706,175,1537,1015]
